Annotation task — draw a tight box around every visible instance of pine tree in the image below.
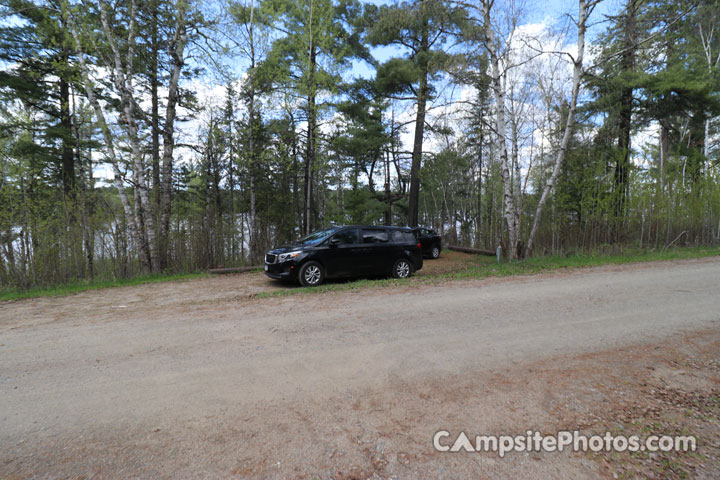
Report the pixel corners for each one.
[366,0,465,227]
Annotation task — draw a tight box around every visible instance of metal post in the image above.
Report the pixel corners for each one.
[496,245,502,263]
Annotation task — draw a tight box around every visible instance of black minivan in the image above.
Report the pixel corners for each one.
[264,226,423,286]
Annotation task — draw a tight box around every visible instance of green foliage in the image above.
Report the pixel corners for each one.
[367,0,464,97]
[374,57,421,95]
[258,0,365,97]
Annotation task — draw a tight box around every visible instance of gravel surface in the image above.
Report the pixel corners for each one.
[1,256,719,478]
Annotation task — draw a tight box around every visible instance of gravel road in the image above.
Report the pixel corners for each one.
[1,257,719,478]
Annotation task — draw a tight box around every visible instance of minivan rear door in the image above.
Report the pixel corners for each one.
[360,228,393,274]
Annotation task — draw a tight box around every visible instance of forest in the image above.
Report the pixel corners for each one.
[0,0,718,289]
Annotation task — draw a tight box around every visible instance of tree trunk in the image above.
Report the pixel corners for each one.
[384,148,392,225]
[303,42,317,236]
[59,75,75,198]
[407,23,429,228]
[660,121,669,193]
[151,1,160,211]
[72,89,94,280]
[247,3,259,263]
[159,0,188,270]
[476,147,483,248]
[614,0,637,231]
[58,14,75,199]
[227,102,236,261]
[483,0,520,259]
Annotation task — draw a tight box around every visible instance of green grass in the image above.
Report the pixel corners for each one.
[0,272,209,302]
[256,245,720,298]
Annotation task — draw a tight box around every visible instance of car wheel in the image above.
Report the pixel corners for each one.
[392,258,412,279]
[298,261,324,287]
[431,245,441,259]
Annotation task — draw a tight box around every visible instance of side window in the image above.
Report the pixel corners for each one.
[362,229,388,243]
[332,229,359,245]
[391,230,405,243]
[392,230,415,243]
[420,229,429,237]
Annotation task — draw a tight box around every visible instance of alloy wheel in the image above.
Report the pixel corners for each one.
[396,260,410,278]
[303,265,321,285]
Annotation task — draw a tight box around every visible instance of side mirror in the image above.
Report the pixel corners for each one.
[329,237,341,246]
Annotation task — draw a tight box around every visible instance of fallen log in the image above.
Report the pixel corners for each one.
[208,266,262,274]
[448,245,497,256]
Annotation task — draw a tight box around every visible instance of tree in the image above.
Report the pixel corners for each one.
[229,0,273,262]
[526,0,598,255]
[62,0,190,273]
[333,79,398,225]
[367,0,465,227]
[259,0,367,234]
[475,0,523,258]
[0,0,77,196]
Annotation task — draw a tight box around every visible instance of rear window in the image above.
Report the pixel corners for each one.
[391,230,416,244]
[362,229,388,243]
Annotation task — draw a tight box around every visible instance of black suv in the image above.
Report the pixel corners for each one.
[264,226,423,286]
[411,227,442,259]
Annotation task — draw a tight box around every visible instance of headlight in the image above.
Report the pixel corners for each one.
[278,252,301,262]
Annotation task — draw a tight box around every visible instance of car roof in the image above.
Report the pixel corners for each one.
[334,225,412,230]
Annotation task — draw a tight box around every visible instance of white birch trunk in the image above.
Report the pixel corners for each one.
[98,0,159,272]
[63,5,152,272]
[482,0,520,259]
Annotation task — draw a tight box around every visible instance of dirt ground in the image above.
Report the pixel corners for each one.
[1,256,719,479]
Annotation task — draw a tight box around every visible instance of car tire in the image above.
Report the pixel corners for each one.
[392,258,412,279]
[298,261,325,287]
[431,245,441,259]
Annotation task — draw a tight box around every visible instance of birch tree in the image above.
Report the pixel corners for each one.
[158,0,189,269]
[62,0,189,273]
[477,0,522,258]
[64,4,151,272]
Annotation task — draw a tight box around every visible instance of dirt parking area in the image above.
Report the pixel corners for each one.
[1,257,719,478]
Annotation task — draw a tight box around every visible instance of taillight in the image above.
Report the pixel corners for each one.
[417,243,422,249]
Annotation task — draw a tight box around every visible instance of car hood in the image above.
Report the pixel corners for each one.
[267,244,304,255]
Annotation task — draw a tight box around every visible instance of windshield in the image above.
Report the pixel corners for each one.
[298,227,339,245]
